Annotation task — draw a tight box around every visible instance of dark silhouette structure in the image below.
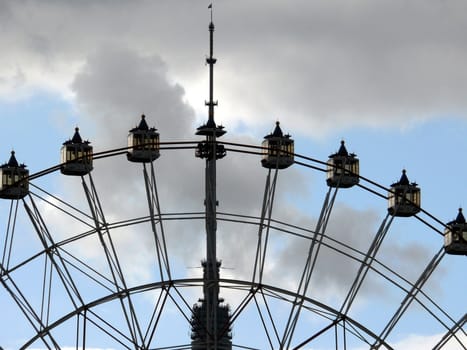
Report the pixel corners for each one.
[387,169,421,217]
[191,7,232,350]
[127,114,160,163]
[261,121,294,169]
[444,208,467,255]
[60,127,93,176]
[0,151,29,199]
[326,140,359,188]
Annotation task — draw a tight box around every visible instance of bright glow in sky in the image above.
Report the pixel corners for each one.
[0,1,466,349]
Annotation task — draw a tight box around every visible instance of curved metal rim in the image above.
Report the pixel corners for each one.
[2,141,458,349]
[21,277,393,349]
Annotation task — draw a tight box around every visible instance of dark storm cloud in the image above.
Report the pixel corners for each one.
[215,0,467,133]
[69,45,205,266]
[68,42,433,303]
[1,0,467,135]
[69,44,307,233]
[72,44,194,141]
[0,2,462,348]
[4,0,446,301]
[268,204,383,301]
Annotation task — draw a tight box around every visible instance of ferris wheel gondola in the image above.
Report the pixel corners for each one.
[387,169,421,217]
[0,12,465,350]
[0,128,465,349]
[0,151,29,199]
[326,140,359,188]
[261,121,294,169]
[60,127,93,176]
[444,208,467,255]
[127,114,160,163]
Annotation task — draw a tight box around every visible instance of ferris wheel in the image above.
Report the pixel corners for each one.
[1,18,466,350]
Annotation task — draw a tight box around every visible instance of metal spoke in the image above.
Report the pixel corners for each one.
[143,286,170,346]
[29,183,96,227]
[373,247,446,348]
[1,268,61,349]
[340,213,394,315]
[13,277,397,349]
[23,195,84,312]
[258,288,281,347]
[84,309,134,349]
[81,173,144,347]
[143,161,171,281]
[252,168,279,285]
[291,317,343,350]
[1,122,463,349]
[432,313,467,350]
[281,186,338,348]
[1,199,20,269]
[252,292,275,350]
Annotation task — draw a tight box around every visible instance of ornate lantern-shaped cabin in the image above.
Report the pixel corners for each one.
[387,169,421,217]
[261,121,294,169]
[127,115,160,163]
[60,127,93,176]
[326,140,359,188]
[0,151,29,199]
[444,208,467,255]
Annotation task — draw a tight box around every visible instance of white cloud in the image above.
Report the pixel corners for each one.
[2,2,465,348]
[0,1,466,134]
[381,332,466,350]
[17,44,449,346]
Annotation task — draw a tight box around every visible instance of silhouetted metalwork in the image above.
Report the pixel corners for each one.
[444,208,467,255]
[191,9,232,350]
[191,262,232,350]
[261,121,294,169]
[0,136,464,349]
[387,169,421,217]
[326,140,359,188]
[0,151,29,199]
[60,127,93,176]
[0,8,465,350]
[127,114,160,163]
[373,246,446,348]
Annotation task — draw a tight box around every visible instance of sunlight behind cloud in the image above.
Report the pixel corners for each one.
[1,1,465,348]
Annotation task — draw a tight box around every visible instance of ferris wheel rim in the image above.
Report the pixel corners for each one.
[21,139,448,234]
[19,277,395,350]
[2,139,463,349]
[3,196,452,333]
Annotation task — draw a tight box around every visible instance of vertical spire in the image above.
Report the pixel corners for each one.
[196,3,225,137]
[206,11,216,128]
[192,5,231,349]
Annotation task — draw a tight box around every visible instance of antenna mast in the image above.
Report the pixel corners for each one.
[192,4,231,350]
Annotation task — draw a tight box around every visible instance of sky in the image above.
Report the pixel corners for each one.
[0,0,466,349]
